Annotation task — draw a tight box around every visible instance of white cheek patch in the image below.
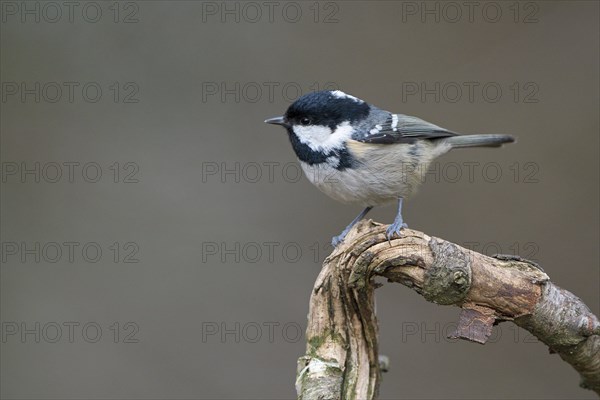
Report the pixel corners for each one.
[293,121,354,153]
[293,124,332,146]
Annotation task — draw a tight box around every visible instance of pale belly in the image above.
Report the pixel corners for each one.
[299,141,449,206]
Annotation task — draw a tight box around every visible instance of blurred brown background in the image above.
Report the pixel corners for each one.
[1,1,598,399]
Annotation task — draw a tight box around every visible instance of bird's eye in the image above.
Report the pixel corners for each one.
[300,117,311,126]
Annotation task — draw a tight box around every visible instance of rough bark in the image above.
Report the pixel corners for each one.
[296,220,600,399]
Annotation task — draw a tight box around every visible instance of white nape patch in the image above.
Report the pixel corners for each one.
[391,114,399,131]
[293,121,354,153]
[330,90,364,103]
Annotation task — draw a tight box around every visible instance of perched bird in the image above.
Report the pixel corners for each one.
[265,90,515,246]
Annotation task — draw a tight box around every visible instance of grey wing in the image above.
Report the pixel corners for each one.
[352,113,457,144]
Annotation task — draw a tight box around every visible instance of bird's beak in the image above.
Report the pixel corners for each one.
[264,116,289,127]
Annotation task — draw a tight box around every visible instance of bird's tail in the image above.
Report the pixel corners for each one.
[445,134,515,149]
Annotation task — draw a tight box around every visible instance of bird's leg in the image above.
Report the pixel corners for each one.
[386,197,408,241]
[331,206,373,247]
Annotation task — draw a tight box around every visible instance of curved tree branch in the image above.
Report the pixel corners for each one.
[296,220,600,399]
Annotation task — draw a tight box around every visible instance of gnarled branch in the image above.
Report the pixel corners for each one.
[296,220,600,399]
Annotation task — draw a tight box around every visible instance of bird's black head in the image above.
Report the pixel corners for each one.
[283,90,370,131]
[265,90,371,165]
[265,90,371,132]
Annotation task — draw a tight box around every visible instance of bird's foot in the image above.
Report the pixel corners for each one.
[331,206,374,248]
[385,221,408,241]
[331,232,347,247]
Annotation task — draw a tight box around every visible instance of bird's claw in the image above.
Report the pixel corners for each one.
[385,222,408,241]
[331,234,345,247]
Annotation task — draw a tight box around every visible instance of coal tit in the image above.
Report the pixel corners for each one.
[265,90,515,246]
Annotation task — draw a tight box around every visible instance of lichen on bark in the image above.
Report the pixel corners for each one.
[295,220,600,399]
